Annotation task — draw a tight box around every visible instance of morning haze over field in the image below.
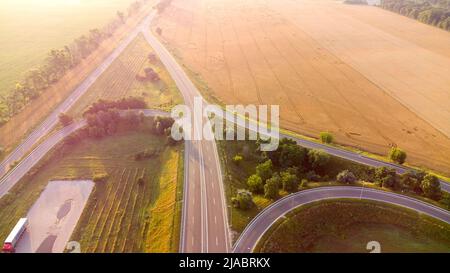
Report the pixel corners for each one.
[0,0,449,256]
[0,0,137,94]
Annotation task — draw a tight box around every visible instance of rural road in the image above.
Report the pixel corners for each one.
[233,186,450,253]
[0,109,169,199]
[0,11,158,179]
[143,25,231,253]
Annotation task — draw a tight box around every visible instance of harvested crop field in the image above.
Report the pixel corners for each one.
[152,0,450,174]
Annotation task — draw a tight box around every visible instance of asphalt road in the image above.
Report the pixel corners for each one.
[0,11,158,179]
[0,109,169,199]
[142,29,231,253]
[233,186,450,253]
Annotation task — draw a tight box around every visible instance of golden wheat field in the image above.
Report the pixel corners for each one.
[152,0,450,174]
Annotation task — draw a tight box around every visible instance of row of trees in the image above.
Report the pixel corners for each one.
[83,97,147,116]
[232,137,443,210]
[381,0,450,31]
[0,1,150,126]
[336,167,442,200]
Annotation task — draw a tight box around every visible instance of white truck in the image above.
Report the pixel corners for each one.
[2,218,28,253]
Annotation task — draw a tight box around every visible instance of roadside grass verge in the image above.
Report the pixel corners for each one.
[255,199,450,253]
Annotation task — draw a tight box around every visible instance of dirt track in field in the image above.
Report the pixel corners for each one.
[152,0,450,174]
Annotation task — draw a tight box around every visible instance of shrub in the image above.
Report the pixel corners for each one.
[389,147,407,164]
[233,155,243,165]
[300,179,309,189]
[306,170,320,182]
[59,113,74,127]
[308,149,330,171]
[231,190,253,210]
[93,172,109,182]
[336,170,357,184]
[319,132,334,144]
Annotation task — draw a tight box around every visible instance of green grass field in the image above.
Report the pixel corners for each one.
[0,0,137,95]
[255,199,450,253]
[0,128,183,253]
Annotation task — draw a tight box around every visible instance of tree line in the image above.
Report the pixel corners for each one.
[0,0,150,126]
[381,0,450,31]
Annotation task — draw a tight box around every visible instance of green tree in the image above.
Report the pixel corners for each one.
[231,190,253,210]
[336,170,357,184]
[421,174,442,200]
[281,171,298,192]
[308,149,330,171]
[374,167,397,188]
[256,159,273,182]
[264,177,279,199]
[319,132,333,144]
[247,174,264,193]
[389,147,407,164]
[117,11,125,23]
[279,143,307,168]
